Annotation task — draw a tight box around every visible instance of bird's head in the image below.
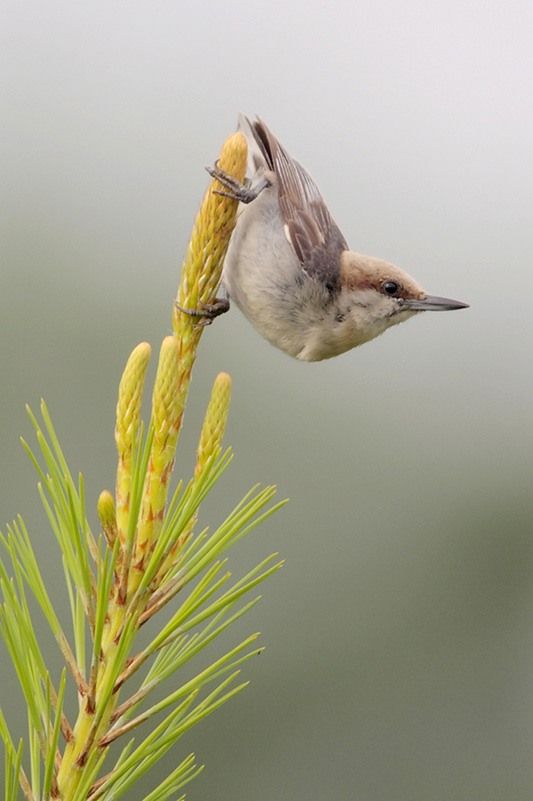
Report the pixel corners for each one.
[338,251,468,345]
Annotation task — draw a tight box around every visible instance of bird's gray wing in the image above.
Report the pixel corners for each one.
[247,117,348,294]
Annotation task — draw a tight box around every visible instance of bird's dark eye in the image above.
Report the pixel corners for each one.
[382,281,400,296]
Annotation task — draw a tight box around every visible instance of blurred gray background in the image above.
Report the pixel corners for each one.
[2,0,533,799]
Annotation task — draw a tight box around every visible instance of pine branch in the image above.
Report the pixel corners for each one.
[0,128,285,801]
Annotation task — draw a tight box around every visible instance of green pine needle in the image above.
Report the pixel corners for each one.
[1,400,284,800]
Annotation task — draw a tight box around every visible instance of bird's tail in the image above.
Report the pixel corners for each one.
[237,113,273,175]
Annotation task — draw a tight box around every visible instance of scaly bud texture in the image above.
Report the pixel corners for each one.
[195,372,232,477]
[173,132,247,376]
[132,135,246,591]
[156,372,232,582]
[174,132,247,329]
[97,490,117,548]
[130,336,181,589]
[115,342,151,545]
[173,130,245,419]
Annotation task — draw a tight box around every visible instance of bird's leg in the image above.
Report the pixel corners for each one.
[175,297,230,327]
[206,161,271,204]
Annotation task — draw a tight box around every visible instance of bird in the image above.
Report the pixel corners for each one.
[179,116,468,361]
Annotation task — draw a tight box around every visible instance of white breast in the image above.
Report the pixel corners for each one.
[223,186,326,357]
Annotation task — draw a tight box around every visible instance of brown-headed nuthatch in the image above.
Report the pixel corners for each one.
[178,116,468,360]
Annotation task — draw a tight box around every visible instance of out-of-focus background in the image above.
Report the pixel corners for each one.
[2,1,533,798]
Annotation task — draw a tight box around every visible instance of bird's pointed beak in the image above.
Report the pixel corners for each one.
[403,295,469,312]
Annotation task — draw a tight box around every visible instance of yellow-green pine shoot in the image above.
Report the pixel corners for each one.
[195,371,232,479]
[174,131,247,342]
[156,371,232,582]
[97,490,117,549]
[3,129,285,801]
[171,132,247,419]
[115,342,151,546]
[130,335,181,592]
[131,134,247,593]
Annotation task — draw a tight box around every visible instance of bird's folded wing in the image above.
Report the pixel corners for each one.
[246,117,348,293]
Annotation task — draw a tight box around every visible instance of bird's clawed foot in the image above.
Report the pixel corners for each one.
[175,297,230,326]
[206,161,270,204]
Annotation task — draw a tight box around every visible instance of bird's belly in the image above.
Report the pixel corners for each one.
[223,196,315,356]
[222,190,375,361]
[227,266,362,361]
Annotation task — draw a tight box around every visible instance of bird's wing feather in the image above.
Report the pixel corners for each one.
[246,117,348,293]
